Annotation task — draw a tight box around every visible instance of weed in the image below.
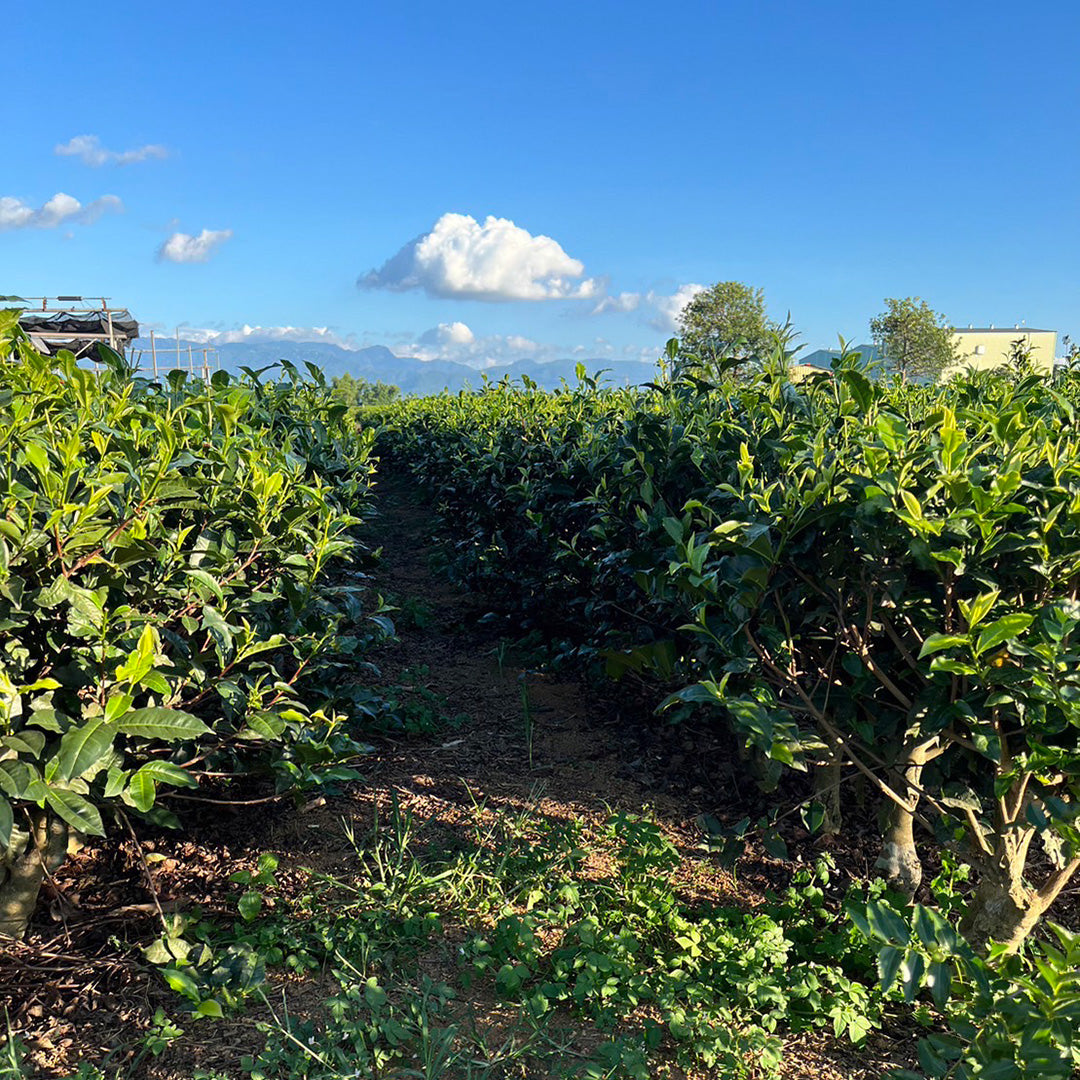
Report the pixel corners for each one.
[493,638,510,678]
[0,1020,27,1080]
[383,592,436,632]
[365,667,466,736]
[519,675,535,768]
[152,801,888,1080]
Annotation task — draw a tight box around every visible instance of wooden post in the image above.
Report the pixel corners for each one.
[203,349,210,381]
[188,344,194,375]
[176,328,181,371]
[150,330,159,378]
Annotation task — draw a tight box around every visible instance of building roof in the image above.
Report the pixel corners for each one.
[954,327,1054,334]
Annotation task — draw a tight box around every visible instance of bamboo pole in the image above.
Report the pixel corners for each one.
[150,330,159,378]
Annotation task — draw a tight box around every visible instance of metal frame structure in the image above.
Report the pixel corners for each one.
[16,296,139,360]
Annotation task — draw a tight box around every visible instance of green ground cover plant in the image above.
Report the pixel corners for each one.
[141,800,898,1079]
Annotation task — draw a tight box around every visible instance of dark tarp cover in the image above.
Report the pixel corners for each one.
[18,310,139,340]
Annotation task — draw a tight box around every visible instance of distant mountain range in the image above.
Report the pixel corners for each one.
[132,338,660,395]
[128,337,885,394]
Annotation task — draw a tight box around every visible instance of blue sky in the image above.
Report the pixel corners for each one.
[6,0,1079,367]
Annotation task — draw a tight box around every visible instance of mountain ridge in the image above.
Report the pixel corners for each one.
[132,338,660,394]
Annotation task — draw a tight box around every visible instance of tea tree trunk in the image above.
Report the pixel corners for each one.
[0,811,69,939]
[876,744,933,896]
[812,758,843,836]
[878,799,921,895]
[962,851,1080,953]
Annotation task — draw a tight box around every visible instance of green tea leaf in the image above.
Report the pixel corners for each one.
[127,771,157,812]
[53,717,115,782]
[877,944,903,992]
[975,614,1034,656]
[44,787,105,836]
[117,708,210,741]
[0,796,12,849]
[237,890,263,922]
[918,633,969,658]
[1,730,46,757]
[134,761,197,789]
[865,901,910,945]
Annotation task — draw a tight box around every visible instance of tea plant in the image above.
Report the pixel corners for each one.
[849,896,1080,1078]
[0,315,384,937]
[373,349,1080,956]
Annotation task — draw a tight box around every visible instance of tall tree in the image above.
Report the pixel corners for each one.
[331,373,400,408]
[870,296,959,381]
[675,281,777,371]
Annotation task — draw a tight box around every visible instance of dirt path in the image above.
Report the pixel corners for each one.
[276,468,904,1080]
[358,468,706,827]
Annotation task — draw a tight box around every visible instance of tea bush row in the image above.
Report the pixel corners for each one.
[0,317,384,937]
[373,349,1080,1076]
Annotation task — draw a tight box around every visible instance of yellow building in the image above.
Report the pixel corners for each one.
[788,362,833,384]
[947,326,1057,377]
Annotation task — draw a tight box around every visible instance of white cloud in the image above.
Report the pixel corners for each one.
[648,283,707,332]
[158,228,233,264]
[591,292,643,315]
[175,324,358,348]
[0,192,122,231]
[401,323,552,368]
[591,283,707,332]
[360,212,601,301]
[56,134,169,167]
[419,321,475,346]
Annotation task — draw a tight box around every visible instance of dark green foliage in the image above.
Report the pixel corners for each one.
[0,315,385,935]
[372,350,1080,1077]
[849,897,1080,1078]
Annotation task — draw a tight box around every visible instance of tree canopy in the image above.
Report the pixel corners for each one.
[675,281,777,370]
[870,296,959,381]
[331,373,401,408]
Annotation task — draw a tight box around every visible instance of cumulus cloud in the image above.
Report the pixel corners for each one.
[158,228,233,264]
[648,283,708,331]
[0,192,123,231]
[360,212,601,301]
[56,134,169,167]
[591,283,707,332]
[176,324,358,348]
[400,322,552,367]
[419,321,476,347]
